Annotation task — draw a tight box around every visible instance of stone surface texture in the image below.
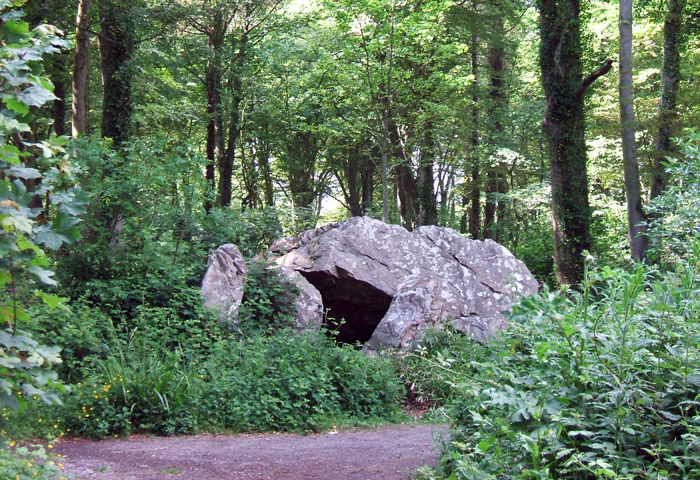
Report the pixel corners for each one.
[276,266,324,331]
[200,244,248,320]
[270,216,539,345]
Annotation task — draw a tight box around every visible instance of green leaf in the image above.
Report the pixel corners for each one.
[27,265,56,285]
[36,291,67,310]
[16,83,56,107]
[3,96,29,115]
[0,144,22,164]
[7,165,40,179]
[1,213,33,233]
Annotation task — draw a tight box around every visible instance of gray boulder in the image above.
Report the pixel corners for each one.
[271,217,538,346]
[365,274,444,350]
[276,266,324,331]
[201,244,247,321]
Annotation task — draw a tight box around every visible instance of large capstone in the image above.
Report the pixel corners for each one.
[268,217,539,346]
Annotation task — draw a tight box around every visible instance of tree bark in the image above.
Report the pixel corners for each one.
[217,46,245,208]
[539,0,612,285]
[72,0,91,138]
[204,12,226,213]
[650,0,684,200]
[98,0,135,147]
[619,0,648,260]
[49,59,67,136]
[483,170,497,239]
[468,27,481,239]
[418,127,438,226]
[390,121,418,230]
[484,16,506,241]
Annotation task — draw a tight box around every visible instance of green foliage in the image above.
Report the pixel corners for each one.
[193,331,401,433]
[394,327,489,409]
[56,329,401,437]
[236,261,299,336]
[0,1,80,417]
[60,334,195,438]
[429,254,700,479]
[0,442,66,480]
[647,132,700,263]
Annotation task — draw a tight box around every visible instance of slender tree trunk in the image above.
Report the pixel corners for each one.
[98,0,134,147]
[418,127,438,226]
[380,113,390,223]
[50,63,67,136]
[497,173,507,242]
[650,0,684,200]
[72,0,91,138]
[390,122,418,230]
[361,150,375,215]
[468,30,481,239]
[218,65,244,208]
[484,13,506,242]
[538,0,612,285]
[483,170,497,239]
[204,14,225,213]
[619,0,648,260]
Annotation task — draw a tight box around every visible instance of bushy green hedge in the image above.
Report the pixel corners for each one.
[419,254,700,479]
[52,329,401,438]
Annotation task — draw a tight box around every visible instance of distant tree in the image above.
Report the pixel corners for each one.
[650,0,686,200]
[619,0,648,260]
[72,0,91,137]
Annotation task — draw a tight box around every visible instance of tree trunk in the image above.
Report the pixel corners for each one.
[204,13,226,213]
[72,0,91,138]
[484,13,506,242]
[390,121,418,230]
[217,69,244,208]
[361,149,375,215]
[50,60,67,136]
[538,0,612,285]
[418,128,438,226]
[619,0,648,260]
[217,24,249,208]
[338,145,365,217]
[98,0,135,147]
[650,0,684,200]
[468,26,481,239]
[483,170,497,240]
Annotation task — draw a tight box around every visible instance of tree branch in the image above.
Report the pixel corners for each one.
[576,59,614,101]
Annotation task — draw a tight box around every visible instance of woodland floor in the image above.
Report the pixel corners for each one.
[53,423,448,480]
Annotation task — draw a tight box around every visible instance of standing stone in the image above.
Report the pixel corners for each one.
[201,244,247,321]
[276,267,324,331]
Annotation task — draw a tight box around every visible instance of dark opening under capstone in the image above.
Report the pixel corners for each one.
[300,270,392,344]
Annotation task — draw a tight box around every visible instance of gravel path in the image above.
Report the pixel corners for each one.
[54,423,448,480]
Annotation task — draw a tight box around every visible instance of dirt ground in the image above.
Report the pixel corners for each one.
[54,423,448,480]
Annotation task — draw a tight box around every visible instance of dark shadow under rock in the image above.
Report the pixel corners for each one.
[301,271,392,344]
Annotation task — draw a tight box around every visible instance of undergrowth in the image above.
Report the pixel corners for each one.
[413,249,700,479]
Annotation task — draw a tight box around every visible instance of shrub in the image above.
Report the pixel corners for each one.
[433,252,700,479]
[192,331,401,433]
[236,261,300,336]
[59,334,195,438]
[647,132,700,264]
